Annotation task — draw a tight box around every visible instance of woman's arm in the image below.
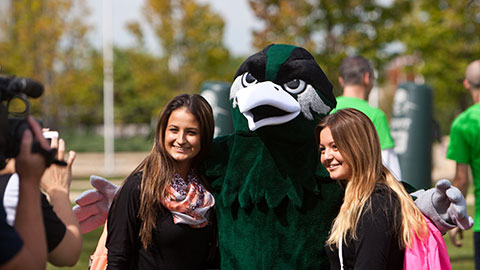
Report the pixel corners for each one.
[41,138,82,266]
[106,174,142,270]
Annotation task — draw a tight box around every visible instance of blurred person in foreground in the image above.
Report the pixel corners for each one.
[0,116,49,269]
[447,59,480,269]
[0,134,82,267]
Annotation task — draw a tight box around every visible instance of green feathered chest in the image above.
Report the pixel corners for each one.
[203,132,344,269]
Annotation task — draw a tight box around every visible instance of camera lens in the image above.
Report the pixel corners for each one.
[8,96,29,117]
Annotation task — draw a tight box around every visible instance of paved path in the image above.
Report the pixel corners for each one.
[72,152,148,179]
[70,152,147,202]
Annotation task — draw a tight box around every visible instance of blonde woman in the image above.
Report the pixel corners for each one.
[315,108,428,269]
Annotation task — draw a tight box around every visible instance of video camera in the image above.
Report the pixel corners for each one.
[0,75,47,169]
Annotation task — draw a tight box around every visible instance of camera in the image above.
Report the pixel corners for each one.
[0,75,45,169]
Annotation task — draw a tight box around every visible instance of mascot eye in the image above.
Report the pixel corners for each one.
[283,79,306,94]
[241,72,258,87]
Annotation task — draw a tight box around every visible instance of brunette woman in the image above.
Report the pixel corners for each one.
[106,94,217,270]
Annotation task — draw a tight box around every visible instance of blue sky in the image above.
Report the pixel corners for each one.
[86,0,260,56]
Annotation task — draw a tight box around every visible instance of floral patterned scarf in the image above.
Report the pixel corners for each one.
[161,170,215,228]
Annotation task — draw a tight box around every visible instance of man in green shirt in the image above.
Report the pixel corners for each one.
[331,56,401,179]
[447,59,480,269]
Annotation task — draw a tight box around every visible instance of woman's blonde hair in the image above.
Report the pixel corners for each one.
[113,94,214,249]
[315,108,427,249]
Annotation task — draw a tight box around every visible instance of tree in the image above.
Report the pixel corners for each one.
[383,0,480,133]
[248,0,480,133]
[248,0,409,94]
[142,0,234,92]
[0,0,97,129]
[112,47,174,124]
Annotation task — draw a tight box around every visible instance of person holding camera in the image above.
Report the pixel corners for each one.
[0,116,49,269]
[1,134,82,267]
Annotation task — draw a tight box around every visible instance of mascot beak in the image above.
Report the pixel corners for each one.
[236,81,301,131]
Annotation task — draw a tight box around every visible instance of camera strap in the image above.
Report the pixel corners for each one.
[31,142,67,167]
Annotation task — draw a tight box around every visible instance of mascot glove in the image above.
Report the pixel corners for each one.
[414,179,473,234]
[72,175,119,234]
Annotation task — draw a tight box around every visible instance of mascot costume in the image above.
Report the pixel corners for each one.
[74,44,473,269]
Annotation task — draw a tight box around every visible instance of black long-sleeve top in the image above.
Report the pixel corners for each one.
[326,183,404,270]
[106,172,217,270]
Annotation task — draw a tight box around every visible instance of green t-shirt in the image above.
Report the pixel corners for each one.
[446,103,480,231]
[331,96,395,150]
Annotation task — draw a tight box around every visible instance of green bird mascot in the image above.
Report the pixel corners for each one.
[73,44,473,270]
[203,44,342,269]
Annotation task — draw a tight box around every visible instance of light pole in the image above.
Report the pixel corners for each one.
[103,0,114,175]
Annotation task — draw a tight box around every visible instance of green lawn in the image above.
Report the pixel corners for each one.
[446,230,475,270]
[47,226,104,270]
[444,204,476,270]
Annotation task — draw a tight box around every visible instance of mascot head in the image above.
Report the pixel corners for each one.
[229,44,336,134]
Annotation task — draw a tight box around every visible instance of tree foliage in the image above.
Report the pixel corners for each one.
[0,0,99,129]
[112,47,175,124]
[142,0,234,92]
[249,0,406,90]
[383,0,480,132]
[248,0,480,133]
[0,0,241,131]
[110,0,240,125]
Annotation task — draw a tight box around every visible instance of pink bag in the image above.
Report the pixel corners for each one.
[404,217,451,270]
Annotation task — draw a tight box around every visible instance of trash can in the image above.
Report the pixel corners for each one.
[390,82,433,190]
[200,81,233,138]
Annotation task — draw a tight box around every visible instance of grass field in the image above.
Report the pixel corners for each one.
[47,226,104,270]
[443,205,476,269]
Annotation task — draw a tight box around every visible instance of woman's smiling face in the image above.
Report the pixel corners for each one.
[164,107,201,167]
[319,127,352,180]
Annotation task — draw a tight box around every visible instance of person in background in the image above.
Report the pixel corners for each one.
[316,108,447,269]
[106,94,217,270]
[447,59,480,269]
[1,134,82,267]
[331,55,402,179]
[0,116,49,269]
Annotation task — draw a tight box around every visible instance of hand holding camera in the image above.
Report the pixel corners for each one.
[41,134,76,197]
[15,116,50,183]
